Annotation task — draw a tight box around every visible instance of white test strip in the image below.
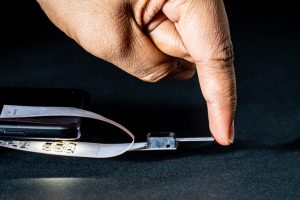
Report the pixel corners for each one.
[176,137,214,142]
[0,105,214,158]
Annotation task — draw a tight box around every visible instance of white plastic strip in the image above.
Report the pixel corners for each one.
[0,105,135,158]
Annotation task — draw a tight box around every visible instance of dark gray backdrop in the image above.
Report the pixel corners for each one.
[0,1,299,199]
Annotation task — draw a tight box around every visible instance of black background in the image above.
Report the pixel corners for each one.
[0,1,299,199]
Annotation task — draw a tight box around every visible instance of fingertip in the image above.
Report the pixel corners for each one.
[208,106,235,146]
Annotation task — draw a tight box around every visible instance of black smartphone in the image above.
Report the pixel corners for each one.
[0,87,89,140]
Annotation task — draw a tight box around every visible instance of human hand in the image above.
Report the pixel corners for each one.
[37,0,236,145]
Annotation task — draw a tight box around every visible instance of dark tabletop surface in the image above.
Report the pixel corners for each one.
[0,1,299,199]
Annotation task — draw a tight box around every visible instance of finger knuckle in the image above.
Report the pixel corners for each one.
[197,46,234,75]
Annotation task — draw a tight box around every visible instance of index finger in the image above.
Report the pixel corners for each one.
[163,0,236,145]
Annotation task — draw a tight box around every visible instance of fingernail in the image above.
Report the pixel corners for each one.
[228,120,235,144]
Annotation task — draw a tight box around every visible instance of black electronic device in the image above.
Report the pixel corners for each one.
[0,87,88,140]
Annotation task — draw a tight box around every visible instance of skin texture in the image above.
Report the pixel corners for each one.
[37,0,236,145]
